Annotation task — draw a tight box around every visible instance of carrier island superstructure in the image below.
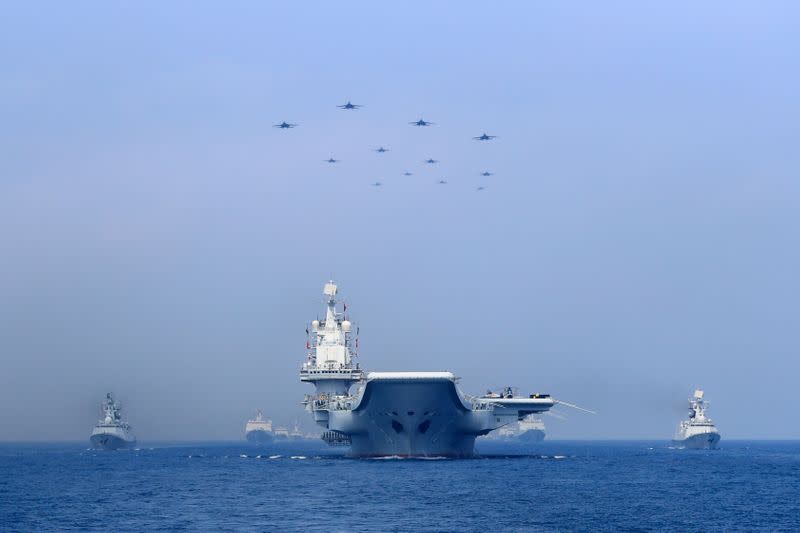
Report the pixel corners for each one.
[300,281,555,457]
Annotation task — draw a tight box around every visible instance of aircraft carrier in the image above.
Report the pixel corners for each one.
[90,393,136,450]
[300,281,556,457]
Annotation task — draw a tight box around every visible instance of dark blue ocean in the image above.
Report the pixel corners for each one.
[1,440,798,532]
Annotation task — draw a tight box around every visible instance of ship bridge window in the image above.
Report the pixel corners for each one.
[407,411,415,416]
[391,420,404,433]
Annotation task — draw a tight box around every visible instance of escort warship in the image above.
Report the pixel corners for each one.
[673,389,721,449]
[245,410,273,443]
[300,281,557,457]
[90,393,136,450]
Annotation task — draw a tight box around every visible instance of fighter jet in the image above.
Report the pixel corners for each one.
[410,118,434,127]
[477,186,486,191]
[338,101,363,110]
[403,171,413,176]
[325,158,339,163]
[273,121,297,129]
[481,171,493,177]
[438,179,448,185]
[374,147,390,153]
[425,158,438,164]
[473,133,496,141]
[372,181,382,187]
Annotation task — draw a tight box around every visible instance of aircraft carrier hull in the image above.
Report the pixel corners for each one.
[673,432,720,450]
[90,432,135,450]
[324,375,523,457]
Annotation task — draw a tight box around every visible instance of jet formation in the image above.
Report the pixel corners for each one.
[274,100,498,190]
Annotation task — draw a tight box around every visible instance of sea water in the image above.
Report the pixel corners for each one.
[1,440,798,531]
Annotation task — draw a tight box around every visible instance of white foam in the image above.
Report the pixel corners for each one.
[269,455,282,459]
[290,455,307,460]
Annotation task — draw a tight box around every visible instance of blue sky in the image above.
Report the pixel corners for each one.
[1,1,798,439]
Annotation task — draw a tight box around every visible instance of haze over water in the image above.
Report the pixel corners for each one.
[1,2,799,441]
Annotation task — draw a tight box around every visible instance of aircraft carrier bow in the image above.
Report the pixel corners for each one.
[300,281,555,457]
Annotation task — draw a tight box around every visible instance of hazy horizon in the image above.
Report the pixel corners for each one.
[2,1,798,441]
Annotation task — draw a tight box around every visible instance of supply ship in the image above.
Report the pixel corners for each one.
[300,281,556,457]
[90,393,136,450]
[245,410,273,443]
[673,389,720,449]
[517,415,546,443]
[488,394,546,442]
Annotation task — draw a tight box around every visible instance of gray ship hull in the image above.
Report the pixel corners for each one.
[317,375,552,457]
[672,432,720,450]
[518,429,545,443]
[90,433,135,450]
[245,430,273,444]
[331,378,481,457]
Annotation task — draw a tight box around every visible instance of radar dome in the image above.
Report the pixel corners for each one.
[311,320,319,331]
[342,320,352,332]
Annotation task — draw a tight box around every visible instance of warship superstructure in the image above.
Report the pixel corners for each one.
[300,281,556,457]
[245,410,273,443]
[673,389,720,449]
[90,393,136,450]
